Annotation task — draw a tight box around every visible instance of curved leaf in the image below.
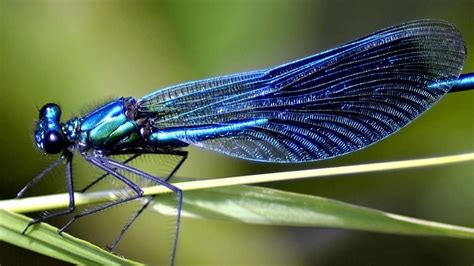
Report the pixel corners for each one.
[150,186,474,239]
[0,209,141,265]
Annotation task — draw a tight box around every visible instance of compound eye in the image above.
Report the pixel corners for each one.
[43,131,64,154]
[39,103,61,120]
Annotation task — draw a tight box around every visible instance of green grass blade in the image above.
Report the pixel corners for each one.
[0,209,141,265]
[1,153,472,214]
[150,186,474,239]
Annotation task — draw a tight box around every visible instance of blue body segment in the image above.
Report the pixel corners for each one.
[80,99,128,131]
[41,104,61,123]
[77,97,141,150]
[34,104,65,153]
[455,73,474,90]
[431,73,474,92]
[150,118,269,143]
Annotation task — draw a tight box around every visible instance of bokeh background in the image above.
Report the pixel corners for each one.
[1,0,473,265]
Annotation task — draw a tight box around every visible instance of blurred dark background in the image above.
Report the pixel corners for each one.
[1,0,473,265]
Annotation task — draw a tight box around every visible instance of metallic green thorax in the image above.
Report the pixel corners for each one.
[78,97,141,150]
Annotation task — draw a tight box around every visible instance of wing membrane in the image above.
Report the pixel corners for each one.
[138,20,466,162]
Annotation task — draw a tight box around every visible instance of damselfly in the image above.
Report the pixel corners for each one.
[18,19,474,265]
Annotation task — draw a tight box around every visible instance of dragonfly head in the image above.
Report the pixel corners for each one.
[35,103,66,154]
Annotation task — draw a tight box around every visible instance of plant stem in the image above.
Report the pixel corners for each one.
[1,152,473,213]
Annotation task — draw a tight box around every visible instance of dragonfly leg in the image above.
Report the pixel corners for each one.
[17,155,65,198]
[107,195,155,251]
[101,157,183,266]
[22,153,75,234]
[78,154,141,193]
[106,150,188,252]
[58,153,143,234]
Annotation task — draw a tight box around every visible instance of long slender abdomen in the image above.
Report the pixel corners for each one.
[148,118,268,145]
[449,73,474,93]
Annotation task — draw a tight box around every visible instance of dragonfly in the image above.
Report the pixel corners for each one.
[17,19,474,264]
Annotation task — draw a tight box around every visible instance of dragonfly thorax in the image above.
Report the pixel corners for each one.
[75,97,150,152]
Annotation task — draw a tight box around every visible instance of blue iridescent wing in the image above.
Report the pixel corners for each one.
[138,20,466,162]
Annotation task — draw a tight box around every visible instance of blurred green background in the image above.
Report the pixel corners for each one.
[1,0,473,265]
